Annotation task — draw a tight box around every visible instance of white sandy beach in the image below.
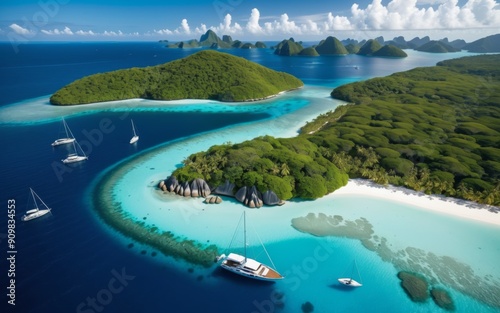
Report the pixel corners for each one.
[334,179,500,226]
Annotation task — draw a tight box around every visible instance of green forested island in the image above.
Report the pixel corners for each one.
[50,50,303,105]
[171,55,500,205]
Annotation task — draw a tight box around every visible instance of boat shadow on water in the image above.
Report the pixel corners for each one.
[328,283,360,292]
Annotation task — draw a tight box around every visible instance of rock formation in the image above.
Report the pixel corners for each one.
[262,190,281,206]
[204,196,223,204]
[235,186,263,208]
[158,176,211,198]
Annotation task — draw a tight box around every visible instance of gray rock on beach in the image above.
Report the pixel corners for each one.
[263,190,281,206]
[235,186,263,208]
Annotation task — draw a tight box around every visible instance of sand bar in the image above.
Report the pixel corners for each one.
[334,179,500,226]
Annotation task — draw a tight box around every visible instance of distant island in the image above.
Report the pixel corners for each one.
[164,29,267,49]
[273,36,407,58]
[162,30,500,55]
[50,50,303,105]
[163,55,500,206]
[464,34,500,52]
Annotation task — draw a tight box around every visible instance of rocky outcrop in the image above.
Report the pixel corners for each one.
[158,176,211,198]
[204,196,223,204]
[262,190,281,206]
[214,180,235,196]
[235,186,263,208]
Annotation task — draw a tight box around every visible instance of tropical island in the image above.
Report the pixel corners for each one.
[49,50,303,105]
[165,54,500,206]
[274,37,408,58]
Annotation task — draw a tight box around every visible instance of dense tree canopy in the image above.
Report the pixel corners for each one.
[50,50,303,105]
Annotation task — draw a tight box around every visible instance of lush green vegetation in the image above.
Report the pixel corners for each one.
[50,50,303,105]
[172,135,348,200]
[373,45,408,57]
[327,54,500,204]
[416,40,460,53]
[357,39,382,55]
[315,36,348,55]
[464,33,500,53]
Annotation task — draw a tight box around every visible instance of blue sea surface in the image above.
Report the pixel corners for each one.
[0,42,497,313]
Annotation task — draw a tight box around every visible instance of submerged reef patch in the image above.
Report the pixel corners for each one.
[92,152,218,267]
[291,213,500,309]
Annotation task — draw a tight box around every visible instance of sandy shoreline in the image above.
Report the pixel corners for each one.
[334,179,500,226]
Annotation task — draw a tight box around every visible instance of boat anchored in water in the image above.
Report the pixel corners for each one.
[129,119,139,144]
[51,117,76,146]
[22,188,52,221]
[338,259,363,287]
[217,211,283,281]
[62,139,88,164]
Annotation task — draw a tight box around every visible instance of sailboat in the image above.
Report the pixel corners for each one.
[51,117,75,146]
[129,119,139,144]
[217,211,283,281]
[62,139,88,164]
[21,188,52,221]
[338,259,363,287]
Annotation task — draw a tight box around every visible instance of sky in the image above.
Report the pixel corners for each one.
[1,0,499,43]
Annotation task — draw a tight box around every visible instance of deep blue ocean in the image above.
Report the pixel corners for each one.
[0,42,490,313]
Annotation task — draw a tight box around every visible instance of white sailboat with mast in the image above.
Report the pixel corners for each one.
[338,259,363,287]
[217,211,283,281]
[62,139,88,164]
[51,117,75,146]
[129,119,139,144]
[22,188,52,221]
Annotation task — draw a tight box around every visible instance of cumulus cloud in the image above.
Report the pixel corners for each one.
[9,23,33,35]
[246,8,264,34]
[180,19,190,34]
[41,26,74,35]
[212,14,243,34]
[75,29,96,36]
[152,0,500,40]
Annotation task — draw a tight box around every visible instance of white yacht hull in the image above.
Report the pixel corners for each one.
[338,278,362,287]
[62,155,88,164]
[52,138,75,146]
[129,136,139,144]
[21,209,51,221]
[219,253,283,281]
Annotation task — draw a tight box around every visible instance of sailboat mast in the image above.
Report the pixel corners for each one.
[30,188,38,210]
[244,211,247,262]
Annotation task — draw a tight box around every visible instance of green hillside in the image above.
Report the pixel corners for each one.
[464,34,500,52]
[416,40,460,53]
[373,45,408,57]
[357,39,382,55]
[50,50,303,105]
[315,36,348,55]
[274,38,303,56]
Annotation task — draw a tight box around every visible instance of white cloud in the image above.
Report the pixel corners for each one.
[179,19,190,34]
[150,1,500,40]
[75,29,96,36]
[212,14,243,35]
[246,8,264,34]
[9,23,33,35]
[41,26,74,35]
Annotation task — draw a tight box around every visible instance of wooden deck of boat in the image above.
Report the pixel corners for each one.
[259,266,283,279]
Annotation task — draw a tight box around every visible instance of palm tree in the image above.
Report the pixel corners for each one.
[280,163,290,177]
[270,163,281,175]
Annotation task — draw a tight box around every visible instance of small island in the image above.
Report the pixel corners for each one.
[50,50,303,105]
